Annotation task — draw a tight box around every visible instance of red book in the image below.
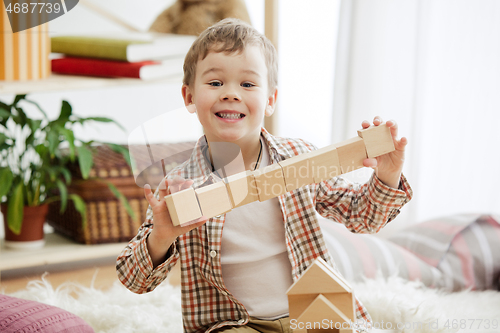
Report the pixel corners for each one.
[51,56,184,80]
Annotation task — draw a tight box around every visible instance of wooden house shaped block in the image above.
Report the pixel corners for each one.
[287,258,356,333]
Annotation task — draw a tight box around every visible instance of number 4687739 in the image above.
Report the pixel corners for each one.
[5,2,62,14]
[444,319,498,330]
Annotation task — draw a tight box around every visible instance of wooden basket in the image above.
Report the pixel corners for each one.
[47,142,195,244]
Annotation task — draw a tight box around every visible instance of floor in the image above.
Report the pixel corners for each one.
[1,262,181,294]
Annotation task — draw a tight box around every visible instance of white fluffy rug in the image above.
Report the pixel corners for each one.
[5,274,500,333]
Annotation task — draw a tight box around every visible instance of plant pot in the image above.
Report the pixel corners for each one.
[1,204,49,250]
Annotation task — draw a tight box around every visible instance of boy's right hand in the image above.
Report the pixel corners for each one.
[144,176,207,267]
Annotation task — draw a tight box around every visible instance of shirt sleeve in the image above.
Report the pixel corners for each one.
[116,200,180,294]
[315,172,413,234]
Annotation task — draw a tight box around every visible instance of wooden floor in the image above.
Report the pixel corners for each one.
[1,263,181,294]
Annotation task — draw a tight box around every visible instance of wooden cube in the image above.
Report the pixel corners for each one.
[335,137,367,174]
[165,188,202,226]
[357,123,395,158]
[195,182,232,219]
[253,163,287,201]
[224,171,259,208]
[279,154,315,192]
[307,146,342,183]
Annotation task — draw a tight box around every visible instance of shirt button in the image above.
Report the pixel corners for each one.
[395,198,403,204]
[214,214,222,218]
[210,250,217,258]
[237,319,245,325]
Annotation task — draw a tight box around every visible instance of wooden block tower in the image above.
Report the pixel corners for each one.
[164,123,395,226]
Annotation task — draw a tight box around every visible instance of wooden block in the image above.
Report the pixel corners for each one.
[296,294,351,329]
[224,171,259,208]
[307,146,342,183]
[335,137,367,174]
[287,258,352,296]
[288,292,355,324]
[195,182,232,219]
[253,163,287,201]
[357,123,395,158]
[165,188,202,226]
[279,154,315,192]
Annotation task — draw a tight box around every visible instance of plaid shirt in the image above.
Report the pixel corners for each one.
[116,128,413,333]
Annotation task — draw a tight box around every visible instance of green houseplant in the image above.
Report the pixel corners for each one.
[0,94,133,247]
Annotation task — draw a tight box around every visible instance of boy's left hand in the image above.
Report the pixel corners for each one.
[361,116,407,189]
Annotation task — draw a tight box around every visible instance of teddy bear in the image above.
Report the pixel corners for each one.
[149,0,251,36]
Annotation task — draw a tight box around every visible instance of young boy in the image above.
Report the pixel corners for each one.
[117,18,412,333]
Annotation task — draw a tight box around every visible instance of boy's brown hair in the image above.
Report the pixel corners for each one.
[183,18,278,93]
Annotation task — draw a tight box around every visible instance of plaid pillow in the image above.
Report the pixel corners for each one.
[389,214,500,291]
[319,219,443,287]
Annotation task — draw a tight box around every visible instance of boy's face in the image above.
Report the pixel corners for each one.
[182,45,277,146]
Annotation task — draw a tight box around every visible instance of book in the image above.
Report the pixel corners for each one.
[51,57,185,80]
[51,33,196,62]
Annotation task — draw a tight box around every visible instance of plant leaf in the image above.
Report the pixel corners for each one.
[12,94,27,106]
[0,167,14,199]
[0,103,11,125]
[46,129,59,157]
[105,143,131,167]
[23,98,48,119]
[7,182,24,235]
[58,100,72,122]
[56,179,68,213]
[81,116,126,131]
[69,194,87,228]
[0,132,8,145]
[59,167,72,184]
[106,181,136,220]
[77,145,93,179]
[13,106,28,127]
[60,128,76,160]
[25,119,43,147]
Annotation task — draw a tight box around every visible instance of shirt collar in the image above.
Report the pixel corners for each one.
[186,128,292,188]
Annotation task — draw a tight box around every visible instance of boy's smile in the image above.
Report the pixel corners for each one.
[182,45,277,148]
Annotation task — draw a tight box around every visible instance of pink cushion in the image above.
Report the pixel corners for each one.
[319,219,443,287]
[389,214,500,291]
[0,294,94,333]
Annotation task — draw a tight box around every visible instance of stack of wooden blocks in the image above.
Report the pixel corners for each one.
[287,257,357,333]
[165,123,395,226]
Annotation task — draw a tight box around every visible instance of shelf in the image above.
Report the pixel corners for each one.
[0,232,128,272]
[0,73,183,95]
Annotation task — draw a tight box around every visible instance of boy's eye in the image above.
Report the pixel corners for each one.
[242,82,255,88]
[208,81,222,87]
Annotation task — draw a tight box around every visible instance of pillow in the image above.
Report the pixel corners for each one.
[389,214,500,291]
[319,219,443,287]
[0,294,94,333]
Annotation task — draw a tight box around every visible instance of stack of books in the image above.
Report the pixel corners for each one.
[50,33,196,80]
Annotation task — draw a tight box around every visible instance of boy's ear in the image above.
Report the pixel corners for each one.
[265,88,278,117]
[182,84,197,114]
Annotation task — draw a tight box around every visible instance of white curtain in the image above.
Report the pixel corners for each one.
[332,0,500,229]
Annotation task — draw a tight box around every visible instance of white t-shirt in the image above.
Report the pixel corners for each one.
[220,139,293,319]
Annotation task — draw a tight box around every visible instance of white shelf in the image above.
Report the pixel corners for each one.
[0,73,183,95]
[0,232,128,272]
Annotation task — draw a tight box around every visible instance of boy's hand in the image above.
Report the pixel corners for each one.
[361,116,407,189]
[144,176,207,267]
